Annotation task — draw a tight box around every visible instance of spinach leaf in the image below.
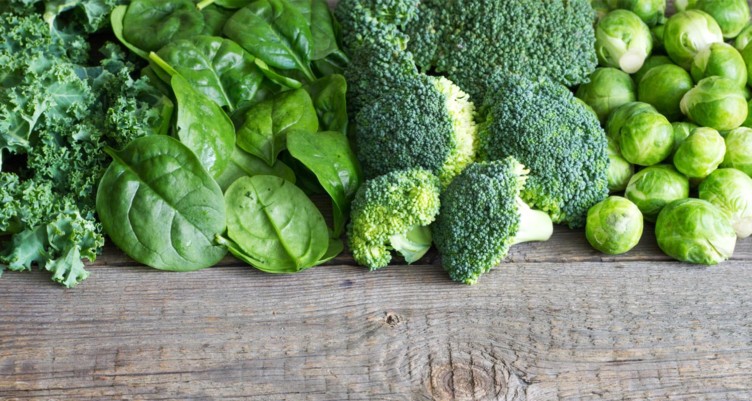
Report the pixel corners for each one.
[216,146,296,191]
[223,0,315,82]
[286,130,361,237]
[198,0,251,9]
[223,175,329,272]
[311,0,342,61]
[312,51,349,76]
[111,5,149,59]
[318,238,344,264]
[254,58,303,89]
[236,88,318,166]
[201,4,235,36]
[172,75,236,179]
[304,74,347,134]
[96,135,227,271]
[156,36,264,111]
[121,0,205,53]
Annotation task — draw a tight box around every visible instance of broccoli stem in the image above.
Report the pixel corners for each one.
[511,198,554,246]
[389,225,433,264]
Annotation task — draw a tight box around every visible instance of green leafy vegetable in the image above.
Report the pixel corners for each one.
[223,0,316,81]
[236,88,318,165]
[110,5,150,59]
[121,0,204,53]
[172,74,236,179]
[304,74,347,133]
[156,36,265,111]
[96,135,227,271]
[287,130,361,236]
[215,146,296,191]
[223,175,329,272]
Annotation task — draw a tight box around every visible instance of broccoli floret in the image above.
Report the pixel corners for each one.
[343,32,420,116]
[354,75,477,186]
[405,0,597,101]
[478,74,609,228]
[334,0,419,50]
[433,158,553,285]
[347,169,441,270]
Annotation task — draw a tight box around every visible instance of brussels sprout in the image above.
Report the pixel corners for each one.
[655,198,736,265]
[675,0,698,12]
[721,127,752,177]
[699,168,752,238]
[670,122,698,159]
[691,42,747,88]
[606,137,634,192]
[735,23,752,51]
[673,127,726,180]
[595,10,653,73]
[651,24,665,52]
[693,0,750,39]
[576,68,637,123]
[607,0,666,26]
[619,110,674,166]
[605,101,657,140]
[638,64,693,120]
[592,0,612,22]
[740,43,752,87]
[586,196,644,254]
[625,164,689,221]
[663,10,724,70]
[679,76,748,131]
[743,99,752,128]
[633,55,673,84]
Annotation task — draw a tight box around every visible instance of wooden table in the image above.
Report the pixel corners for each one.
[1,227,751,400]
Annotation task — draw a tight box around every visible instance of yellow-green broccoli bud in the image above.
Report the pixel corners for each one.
[347,169,441,270]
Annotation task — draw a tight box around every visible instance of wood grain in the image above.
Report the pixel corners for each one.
[2,249,752,400]
[2,225,752,401]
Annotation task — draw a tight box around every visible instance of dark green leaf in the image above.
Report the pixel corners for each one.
[287,130,361,237]
[156,36,264,111]
[200,4,235,35]
[304,74,347,134]
[121,0,204,53]
[111,5,149,59]
[223,0,315,81]
[96,135,227,271]
[216,146,296,191]
[172,74,236,179]
[224,175,329,272]
[236,88,318,165]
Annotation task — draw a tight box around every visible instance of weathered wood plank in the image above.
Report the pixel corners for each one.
[87,226,752,269]
[2,260,752,400]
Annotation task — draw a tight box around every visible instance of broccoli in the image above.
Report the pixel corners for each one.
[343,32,420,116]
[347,168,441,270]
[478,74,609,228]
[334,0,419,51]
[337,0,597,103]
[402,0,597,101]
[354,74,477,186]
[432,158,553,285]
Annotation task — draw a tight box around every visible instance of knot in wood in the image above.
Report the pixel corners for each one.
[384,311,403,327]
[430,363,498,400]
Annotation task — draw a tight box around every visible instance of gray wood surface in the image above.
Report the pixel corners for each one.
[2,227,752,400]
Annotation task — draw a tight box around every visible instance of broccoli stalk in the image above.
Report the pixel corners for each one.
[511,198,555,246]
[347,169,441,270]
[433,158,553,284]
